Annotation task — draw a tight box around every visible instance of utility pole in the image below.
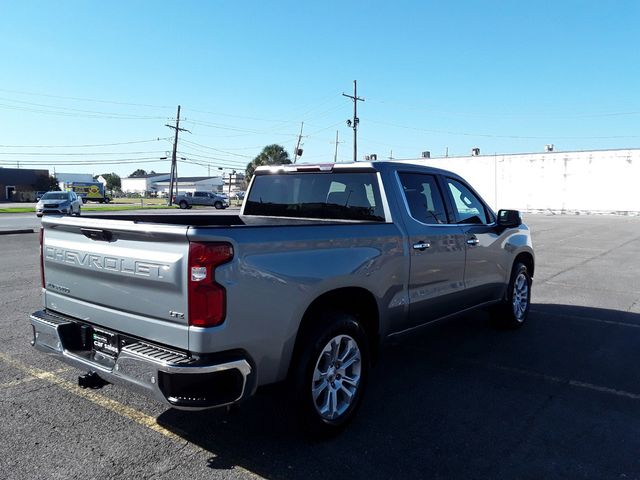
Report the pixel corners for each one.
[388,150,393,160]
[343,80,364,162]
[293,122,304,163]
[228,170,236,197]
[333,130,343,163]
[165,105,190,206]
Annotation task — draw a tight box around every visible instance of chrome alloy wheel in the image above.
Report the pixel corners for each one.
[512,272,529,321]
[312,334,362,420]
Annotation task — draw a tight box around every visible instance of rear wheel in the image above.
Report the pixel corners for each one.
[179,200,188,209]
[492,262,531,328]
[291,311,369,437]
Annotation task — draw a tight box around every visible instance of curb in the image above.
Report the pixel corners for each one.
[0,229,35,235]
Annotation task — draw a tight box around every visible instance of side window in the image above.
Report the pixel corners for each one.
[445,178,489,224]
[398,172,448,224]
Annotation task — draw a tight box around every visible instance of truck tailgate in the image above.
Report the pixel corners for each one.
[41,216,191,350]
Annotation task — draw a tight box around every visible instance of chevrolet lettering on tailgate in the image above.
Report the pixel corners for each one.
[45,247,169,279]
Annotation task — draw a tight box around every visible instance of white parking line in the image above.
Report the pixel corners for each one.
[531,308,640,330]
[463,358,640,401]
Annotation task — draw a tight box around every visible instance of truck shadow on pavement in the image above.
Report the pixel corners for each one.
[158,304,640,480]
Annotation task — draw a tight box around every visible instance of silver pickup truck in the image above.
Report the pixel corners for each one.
[175,191,229,209]
[31,161,534,436]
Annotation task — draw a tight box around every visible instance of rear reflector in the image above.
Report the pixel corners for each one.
[188,242,234,328]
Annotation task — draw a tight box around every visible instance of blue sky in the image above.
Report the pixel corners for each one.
[1,1,639,178]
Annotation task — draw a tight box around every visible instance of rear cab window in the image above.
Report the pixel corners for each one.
[244,172,386,221]
[398,172,449,224]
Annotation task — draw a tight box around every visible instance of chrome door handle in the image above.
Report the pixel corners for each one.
[413,241,431,250]
[466,237,480,246]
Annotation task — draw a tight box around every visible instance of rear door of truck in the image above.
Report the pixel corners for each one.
[41,216,191,350]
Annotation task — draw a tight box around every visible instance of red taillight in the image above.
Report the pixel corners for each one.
[39,227,45,288]
[188,242,233,327]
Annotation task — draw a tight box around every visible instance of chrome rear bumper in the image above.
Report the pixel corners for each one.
[30,309,252,410]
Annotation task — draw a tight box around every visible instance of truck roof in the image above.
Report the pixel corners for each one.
[253,161,459,178]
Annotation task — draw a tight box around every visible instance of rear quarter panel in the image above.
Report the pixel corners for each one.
[187,222,407,386]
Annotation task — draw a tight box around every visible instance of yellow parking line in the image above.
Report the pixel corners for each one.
[0,366,71,389]
[0,351,266,479]
[0,351,185,443]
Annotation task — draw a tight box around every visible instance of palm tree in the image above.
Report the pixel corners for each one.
[245,144,291,182]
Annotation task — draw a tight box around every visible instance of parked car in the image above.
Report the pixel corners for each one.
[35,191,82,217]
[174,191,229,209]
[32,161,533,436]
[232,191,245,200]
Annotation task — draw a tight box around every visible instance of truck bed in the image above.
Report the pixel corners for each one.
[79,213,383,227]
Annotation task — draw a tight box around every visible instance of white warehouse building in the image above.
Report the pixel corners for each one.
[121,173,170,194]
[154,176,225,196]
[402,148,640,215]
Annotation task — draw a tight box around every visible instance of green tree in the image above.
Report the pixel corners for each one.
[245,144,291,182]
[96,173,121,192]
[129,169,147,177]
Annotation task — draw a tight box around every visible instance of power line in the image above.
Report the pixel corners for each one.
[180,139,253,158]
[0,102,167,120]
[0,138,169,148]
[0,150,166,156]
[177,150,247,166]
[0,87,173,109]
[367,97,640,119]
[366,118,640,140]
[0,157,166,166]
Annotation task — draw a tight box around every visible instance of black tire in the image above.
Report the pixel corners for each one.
[76,206,81,216]
[179,200,188,210]
[291,311,370,438]
[214,201,223,209]
[492,262,531,328]
[104,197,111,204]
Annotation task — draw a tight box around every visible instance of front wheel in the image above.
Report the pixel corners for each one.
[492,262,531,328]
[291,312,370,437]
[214,201,223,209]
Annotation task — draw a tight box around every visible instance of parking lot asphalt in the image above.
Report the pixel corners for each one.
[0,214,639,480]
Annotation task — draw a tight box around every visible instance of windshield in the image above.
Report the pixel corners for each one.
[244,172,385,221]
[41,192,69,200]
